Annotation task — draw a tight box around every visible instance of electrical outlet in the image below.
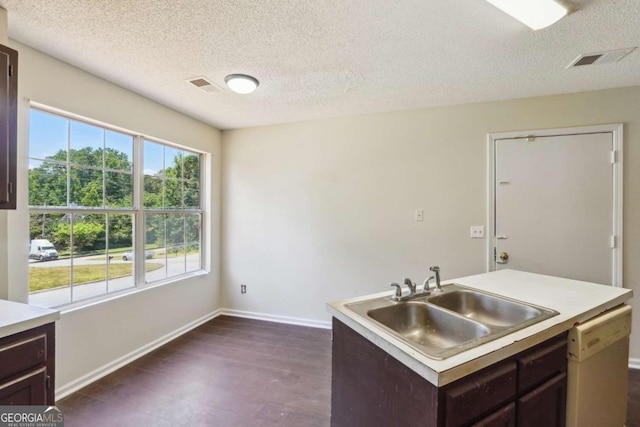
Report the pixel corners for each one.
[470,226,485,238]
[241,284,247,294]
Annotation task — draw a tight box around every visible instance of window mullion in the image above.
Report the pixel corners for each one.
[69,213,74,302]
[102,128,106,208]
[66,120,71,207]
[134,135,145,286]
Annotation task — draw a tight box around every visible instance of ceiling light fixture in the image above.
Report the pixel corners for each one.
[224,74,259,94]
[485,0,568,30]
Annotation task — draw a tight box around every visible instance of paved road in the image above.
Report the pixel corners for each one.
[28,252,138,267]
[29,253,201,307]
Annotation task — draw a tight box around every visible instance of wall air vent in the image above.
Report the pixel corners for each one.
[186,76,224,93]
[568,47,636,68]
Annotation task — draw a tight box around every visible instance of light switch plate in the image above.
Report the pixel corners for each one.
[470,225,485,238]
[415,209,424,222]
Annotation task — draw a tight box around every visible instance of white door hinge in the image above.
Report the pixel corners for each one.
[611,235,617,248]
[611,151,617,164]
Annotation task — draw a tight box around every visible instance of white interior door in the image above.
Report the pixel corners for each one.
[493,131,619,286]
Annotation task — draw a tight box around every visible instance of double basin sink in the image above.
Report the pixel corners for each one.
[344,284,558,359]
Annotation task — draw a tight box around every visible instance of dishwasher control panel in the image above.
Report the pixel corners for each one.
[567,304,631,362]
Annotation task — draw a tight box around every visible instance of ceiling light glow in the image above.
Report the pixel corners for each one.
[485,0,568,30]
[225,74,259,94]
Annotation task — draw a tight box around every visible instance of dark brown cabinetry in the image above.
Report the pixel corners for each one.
[472,402,515,427]
[0,43,17,210]
[0,323,55,405]
[331,318,567,427]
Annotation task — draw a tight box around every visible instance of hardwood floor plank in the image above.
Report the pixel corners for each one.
[58,316,332,426]
[628,369,640,427]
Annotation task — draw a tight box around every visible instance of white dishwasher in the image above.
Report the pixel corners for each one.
[566,304,632,427]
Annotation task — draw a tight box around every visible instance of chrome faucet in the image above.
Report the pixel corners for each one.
[403,277,416,295]
[390,277,431,301]
[390,283,402,299]
[429,266,442,292]
[422,276,434,292]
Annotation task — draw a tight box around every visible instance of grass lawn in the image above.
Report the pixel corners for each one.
[29,263,163,292]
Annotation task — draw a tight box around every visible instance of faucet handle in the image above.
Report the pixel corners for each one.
[422,276,434,292]
[390,283,402,299]
[429,266,440,273]
[403,277,416,294]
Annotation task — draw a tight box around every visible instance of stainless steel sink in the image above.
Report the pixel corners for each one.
[367,302,490,358]
[344,284,558,360]
[427,289,545,327]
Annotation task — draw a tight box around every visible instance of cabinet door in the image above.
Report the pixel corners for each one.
[0,323,56,405]
[472,403,515,427]
[0,367,47,405]
[444,361,517,427]
[517,372,566,427]
[0,43,17,209]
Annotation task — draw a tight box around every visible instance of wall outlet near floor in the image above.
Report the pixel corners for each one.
[470,225,485,238]
[241,284,247,294]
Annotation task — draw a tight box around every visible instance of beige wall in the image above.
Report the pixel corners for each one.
[3,41,222,394]
[222,86,640,359]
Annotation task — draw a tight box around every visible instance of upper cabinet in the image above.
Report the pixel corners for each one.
[0,43,17,210]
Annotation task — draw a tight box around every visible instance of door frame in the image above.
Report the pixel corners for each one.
[486,124,623,287]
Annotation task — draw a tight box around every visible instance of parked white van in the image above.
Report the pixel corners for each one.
[29,239,59,261]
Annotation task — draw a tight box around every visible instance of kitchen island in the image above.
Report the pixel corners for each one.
[327,269,632,426]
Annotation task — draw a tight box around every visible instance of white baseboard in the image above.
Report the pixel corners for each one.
[629,357,640,370]
[218,308,332,329]
[55,309,222,400]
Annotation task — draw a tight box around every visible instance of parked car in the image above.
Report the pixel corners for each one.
[122,250,154,261]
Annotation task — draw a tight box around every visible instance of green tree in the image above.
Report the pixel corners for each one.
[108,215,133,248]
[30,147,133,209]
[29,158,67,206]
[29,213,65,242]
[29,147,134,249]
[162,152,200,208]
[53,221,105,251]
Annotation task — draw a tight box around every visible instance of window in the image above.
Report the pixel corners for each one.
[28,107,204,307]
[142,140,202,281]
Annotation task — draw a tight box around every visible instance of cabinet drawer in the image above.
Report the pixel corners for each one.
[471,402,515,427]
[0,334,47,379]
[445,361,517,427]
[518,336,567,392]
[517,372,567,427]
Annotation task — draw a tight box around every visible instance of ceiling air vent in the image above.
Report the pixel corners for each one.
[186,76,223,93]
[568,47,636,68]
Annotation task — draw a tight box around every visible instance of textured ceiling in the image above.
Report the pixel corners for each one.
[1,0,639,130]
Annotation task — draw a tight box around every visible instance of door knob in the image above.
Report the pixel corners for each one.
[497,251,509,264]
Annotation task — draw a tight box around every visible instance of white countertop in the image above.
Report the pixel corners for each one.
[0,299,60,339]
[327,269,633,386]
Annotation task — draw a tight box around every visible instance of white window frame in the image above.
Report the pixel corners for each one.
[27,102,206,307]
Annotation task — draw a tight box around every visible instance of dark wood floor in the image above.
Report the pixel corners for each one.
[57,316,640,427]
[628,369,640,427]
[57,316,331,426]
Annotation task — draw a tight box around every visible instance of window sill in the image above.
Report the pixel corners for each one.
[29,269,210,314]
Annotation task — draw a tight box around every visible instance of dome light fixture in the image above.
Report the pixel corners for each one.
[485,0,568,30]
[224,74,259,94]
